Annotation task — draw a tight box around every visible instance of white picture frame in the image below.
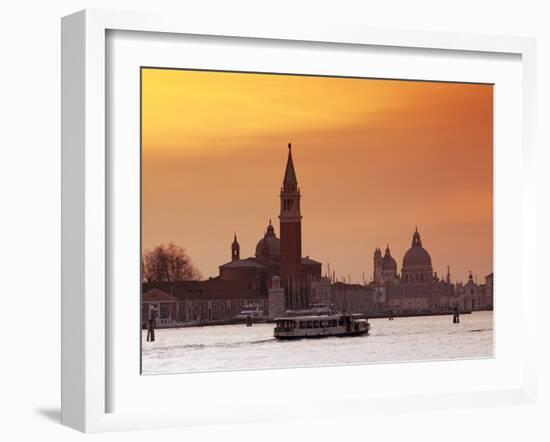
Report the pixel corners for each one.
[61,9,537,433]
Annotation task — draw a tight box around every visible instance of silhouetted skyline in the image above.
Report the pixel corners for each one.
[142,69,493,282]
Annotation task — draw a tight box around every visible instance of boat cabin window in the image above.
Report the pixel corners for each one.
[276,320,296,329]
[293,319,345,329]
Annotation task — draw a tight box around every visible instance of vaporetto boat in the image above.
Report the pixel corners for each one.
[274,313,370,339]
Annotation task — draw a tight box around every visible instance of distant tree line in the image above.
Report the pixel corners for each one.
[142,243,202,282]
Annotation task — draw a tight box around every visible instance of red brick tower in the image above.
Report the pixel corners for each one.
[279,143,302,284]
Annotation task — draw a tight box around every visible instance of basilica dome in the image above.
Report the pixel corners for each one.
[402,228,432,268]
[255,221,280,259]
[382,246,397,270]
[382,254,397,270]
[402,246,432,267]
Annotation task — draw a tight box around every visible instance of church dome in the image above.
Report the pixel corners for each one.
[255,221,280,258]
[403,247,432,267]
[402,228,432,268]
[382,245,397,270]
[382,254,397,270]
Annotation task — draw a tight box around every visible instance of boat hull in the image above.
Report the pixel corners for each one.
[274,330,368,340]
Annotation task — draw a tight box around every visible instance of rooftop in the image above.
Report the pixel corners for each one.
[142,279,265,301]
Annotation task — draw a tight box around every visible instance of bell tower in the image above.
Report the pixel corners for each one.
[279,143,302,282]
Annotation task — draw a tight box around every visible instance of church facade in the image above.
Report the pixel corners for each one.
[371,228,493,313]
[217,143,322,296]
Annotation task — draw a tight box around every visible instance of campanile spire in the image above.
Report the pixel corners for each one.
[279,143,302,282]
[283,143,298,192]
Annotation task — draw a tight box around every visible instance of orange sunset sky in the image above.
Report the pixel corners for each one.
[142,68,493,284]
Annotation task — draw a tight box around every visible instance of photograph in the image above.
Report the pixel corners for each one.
[140,68,494,374]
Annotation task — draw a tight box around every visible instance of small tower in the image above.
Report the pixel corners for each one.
[373,247,383,283]
[381,244,398,283]
[446,265,451,284]
[412,226,422,247]
[231,233,240,262]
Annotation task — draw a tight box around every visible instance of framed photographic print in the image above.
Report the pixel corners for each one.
[140,68,493,374]
[61,9,537,433]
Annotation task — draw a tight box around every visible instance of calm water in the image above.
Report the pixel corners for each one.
[142,311,493,374]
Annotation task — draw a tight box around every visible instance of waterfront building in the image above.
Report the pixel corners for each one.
[330,282,375,313]
[142,280,267,325]
[310,277,376,314]
[484,273,494,309]
[268,276,286,318]
[455,272,493,311]
[373,228,491,313]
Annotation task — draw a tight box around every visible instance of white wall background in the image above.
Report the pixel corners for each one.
[0,1,548,441]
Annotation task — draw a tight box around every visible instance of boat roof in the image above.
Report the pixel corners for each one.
[274,315,344,321]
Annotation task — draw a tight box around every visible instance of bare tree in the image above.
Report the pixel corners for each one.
[142,243,202,282]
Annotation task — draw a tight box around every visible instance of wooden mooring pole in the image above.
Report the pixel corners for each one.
[452,306,460,324]
[147,305,156,341]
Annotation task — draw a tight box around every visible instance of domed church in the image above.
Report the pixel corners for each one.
[373,227,457,312]
[255,220,280,267]
[373,227,436,286]
[218,144,322,295]
[401,227,433,283]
